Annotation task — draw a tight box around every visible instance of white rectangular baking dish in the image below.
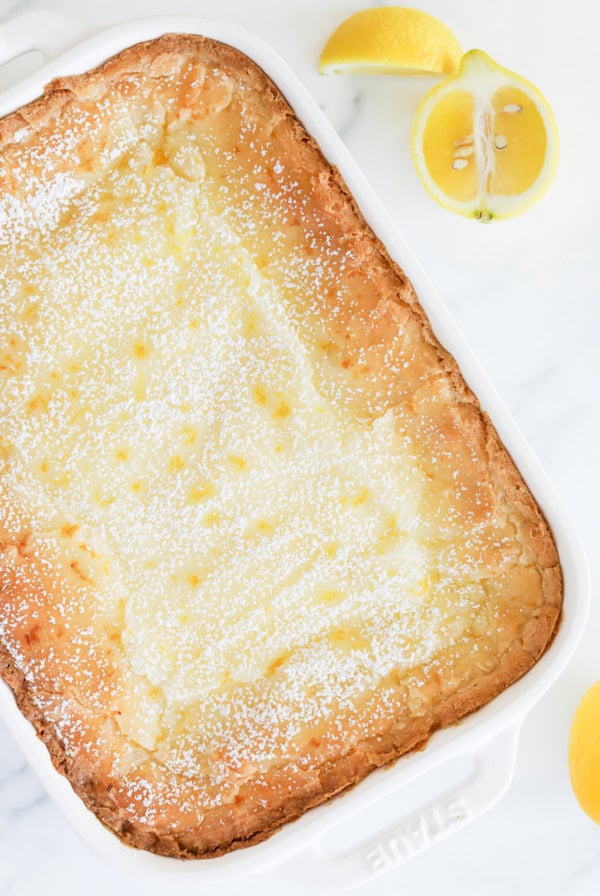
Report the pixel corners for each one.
[0,11,590,892]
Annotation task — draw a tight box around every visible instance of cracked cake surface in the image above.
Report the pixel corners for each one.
[0,34,561,857]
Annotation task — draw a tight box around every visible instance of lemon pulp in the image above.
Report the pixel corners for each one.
[411,50,558,220]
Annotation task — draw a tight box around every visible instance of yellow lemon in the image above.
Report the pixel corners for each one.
[318,7,462,77]
[411,50,559,221]
[569,681,600,824]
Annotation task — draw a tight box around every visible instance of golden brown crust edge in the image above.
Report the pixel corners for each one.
[0,33,562,859]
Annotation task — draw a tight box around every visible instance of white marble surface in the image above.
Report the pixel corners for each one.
[0,0,599,893]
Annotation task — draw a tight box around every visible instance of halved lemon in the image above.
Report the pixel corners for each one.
[569,682,600,825]
[411,50,559,221]
[318,7,462,77]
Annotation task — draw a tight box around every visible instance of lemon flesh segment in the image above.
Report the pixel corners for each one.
[411,50,558,220]
[319,7,462,77]
[423,89,477,203]
[569,682,600,824]
[491,86,547,196]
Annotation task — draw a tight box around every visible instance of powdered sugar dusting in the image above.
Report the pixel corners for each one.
[0,56,534,827]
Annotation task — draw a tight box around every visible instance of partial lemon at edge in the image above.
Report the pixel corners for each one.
[410,49,559,221]
[569,681,600,825]
[318,7,462,77]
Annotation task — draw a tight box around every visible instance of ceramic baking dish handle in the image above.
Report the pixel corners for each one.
[0,11,87,69]
[279,721,523,892]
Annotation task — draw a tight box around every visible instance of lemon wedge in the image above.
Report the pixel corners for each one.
[569,682,600,824]
[410,49,558,221]
[319,7,462,77]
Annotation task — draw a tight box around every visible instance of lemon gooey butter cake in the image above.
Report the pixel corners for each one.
[0,35,561,856]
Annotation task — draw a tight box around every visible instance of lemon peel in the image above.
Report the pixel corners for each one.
[319,7,462,77]
[569,682,600,824]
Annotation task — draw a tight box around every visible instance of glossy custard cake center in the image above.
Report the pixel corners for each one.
[2,129,444,740]
[0,35,561,856]
[0,80,465,750]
